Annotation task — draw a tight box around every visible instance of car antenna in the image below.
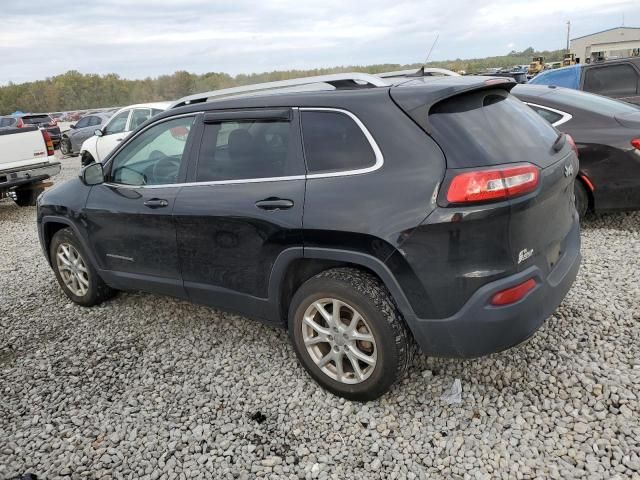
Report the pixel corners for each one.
[424,33,440,65]
[409,33,439,77]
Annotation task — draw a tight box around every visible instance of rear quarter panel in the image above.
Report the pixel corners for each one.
[301,93,446,303]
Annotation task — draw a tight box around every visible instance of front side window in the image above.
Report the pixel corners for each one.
[300,111,376,174]
[584,64,639,96]
[104,110,130,135]
[110,116,194,186]
[195,119,293,181]
[75,116,91,129]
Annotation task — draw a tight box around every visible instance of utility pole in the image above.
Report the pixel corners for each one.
[566,21,571,52]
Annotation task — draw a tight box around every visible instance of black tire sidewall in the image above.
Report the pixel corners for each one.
[289,277,401,401]
[61,138,71,155]
[574,180,589,219]
[49,229,102,306]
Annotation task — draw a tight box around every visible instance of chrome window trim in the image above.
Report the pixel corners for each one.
[103,108,383,189]
[525,102,573,127]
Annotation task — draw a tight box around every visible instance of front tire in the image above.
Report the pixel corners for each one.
[288,268,412,401]
[60,137,72,156]
[50,228,115,307]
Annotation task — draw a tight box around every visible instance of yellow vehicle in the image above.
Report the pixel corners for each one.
[528,56,544,76]
[563,53,576,66]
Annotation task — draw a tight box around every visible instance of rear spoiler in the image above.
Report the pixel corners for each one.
[390,77,516,134]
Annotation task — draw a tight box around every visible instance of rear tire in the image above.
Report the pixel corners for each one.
[574,180,589,219]
[50,228,115,307]
[288,268,412,401]
[13,186,43,207]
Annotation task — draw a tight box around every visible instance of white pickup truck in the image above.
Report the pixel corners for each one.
[0,127,61,206]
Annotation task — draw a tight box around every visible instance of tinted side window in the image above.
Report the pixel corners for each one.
[110,116,194,186]
[104,110,130,135]
[75,116,91,129]
[196,119,294,181]
[529,106,564,125]
[301,111,376,174]
[584,64,639,96]
[90,116,103,126]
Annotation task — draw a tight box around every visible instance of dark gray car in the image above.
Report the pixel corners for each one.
[60,113,112,156]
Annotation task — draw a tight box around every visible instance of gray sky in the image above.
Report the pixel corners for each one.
[1,0,639,84]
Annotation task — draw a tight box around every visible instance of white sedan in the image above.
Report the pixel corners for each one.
[80,102,170,164]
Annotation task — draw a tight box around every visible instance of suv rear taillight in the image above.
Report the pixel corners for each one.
[42,130,55,156]
[631,138,640,150]
[446,164,540,204]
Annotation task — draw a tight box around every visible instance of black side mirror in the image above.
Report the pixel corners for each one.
[69,124,76,129]
[80,162,104,186]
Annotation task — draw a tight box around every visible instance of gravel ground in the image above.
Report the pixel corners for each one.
[1,155,639,479]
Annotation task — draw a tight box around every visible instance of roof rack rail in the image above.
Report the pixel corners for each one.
[170,72,388,108]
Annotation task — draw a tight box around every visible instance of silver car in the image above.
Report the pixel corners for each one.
[60,112,112,156]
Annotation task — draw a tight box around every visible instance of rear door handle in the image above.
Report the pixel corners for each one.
[144,198,169,209]
[255,198,294,210]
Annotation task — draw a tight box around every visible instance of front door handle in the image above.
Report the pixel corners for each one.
[255,198,294,210]
[144,198,169,209]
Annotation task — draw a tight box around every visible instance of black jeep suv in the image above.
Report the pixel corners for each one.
[37,74,581,400]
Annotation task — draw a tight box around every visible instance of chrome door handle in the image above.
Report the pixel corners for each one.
[144,198,169,209]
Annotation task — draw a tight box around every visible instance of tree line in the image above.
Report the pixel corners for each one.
[0,47,564,115]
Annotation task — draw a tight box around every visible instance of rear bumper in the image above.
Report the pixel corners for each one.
[0,161,61,191]
[409,221,581,358]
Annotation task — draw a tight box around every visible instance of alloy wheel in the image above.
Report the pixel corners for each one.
[302,298,377,384]
[56,243,90,296]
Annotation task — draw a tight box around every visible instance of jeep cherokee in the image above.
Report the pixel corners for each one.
[37,74,581,400]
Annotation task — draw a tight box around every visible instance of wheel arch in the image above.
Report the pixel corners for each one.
[271,247,417,328]
[41,216,98,268]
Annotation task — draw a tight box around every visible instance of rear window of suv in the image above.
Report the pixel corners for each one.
[22,115,53,125]
[429,90,559,168]
[301,110,376,174]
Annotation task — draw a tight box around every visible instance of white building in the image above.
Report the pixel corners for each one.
[570,27,640,63]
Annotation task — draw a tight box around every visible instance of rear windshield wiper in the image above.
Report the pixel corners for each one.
[552,132,566,152]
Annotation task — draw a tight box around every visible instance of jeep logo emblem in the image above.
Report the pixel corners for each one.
[564,163,574,178]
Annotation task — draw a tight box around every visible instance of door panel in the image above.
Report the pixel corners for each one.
[84,184,185,297]
[175,181,304,307]
[83,114,198,297]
